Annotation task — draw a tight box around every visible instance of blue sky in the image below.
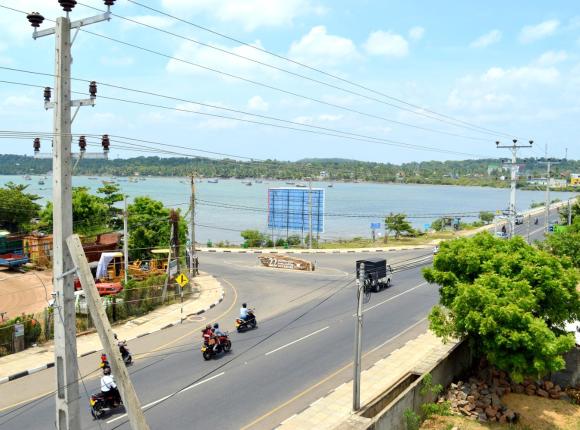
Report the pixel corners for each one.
[0,0,579,163]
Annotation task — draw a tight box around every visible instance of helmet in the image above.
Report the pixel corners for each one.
[213,323,219,329]
[103,367,111,375]
[206,324,211,330]
[242,303,247,308]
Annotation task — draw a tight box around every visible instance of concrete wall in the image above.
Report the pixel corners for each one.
[550,347,580,388]
[360,340,473,430]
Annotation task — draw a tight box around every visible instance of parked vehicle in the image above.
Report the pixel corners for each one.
[356,258,393,292]
[201,334,232,360]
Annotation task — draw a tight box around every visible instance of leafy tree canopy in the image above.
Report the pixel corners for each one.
[384,212,415,240]
[479,211,494,224]
[240,229,266,247]
[424,232,580,382]
[97,183,124,230]
[128,197,186,259]
[40,187,109,236]
[541,218,580,268]
[0,182,41,233]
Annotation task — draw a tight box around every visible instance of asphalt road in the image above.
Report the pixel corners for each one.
[0,210,561,429]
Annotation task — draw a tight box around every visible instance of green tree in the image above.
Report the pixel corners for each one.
[97,184,124,229]
[0,182,41,232]
[559,196,580,224]
[128,197,186,259]
[40,187,109,236]
[424,232,580,382]
[384,212,415,240]
[541,219,580,268]
[240,229,266,247]
[479,211,494,224]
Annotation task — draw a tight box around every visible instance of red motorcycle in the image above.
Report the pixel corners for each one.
[201,334,231,360]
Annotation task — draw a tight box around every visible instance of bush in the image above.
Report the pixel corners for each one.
[240,229,267,247]
[287,235,301,246]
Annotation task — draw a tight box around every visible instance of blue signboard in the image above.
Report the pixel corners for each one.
[370,223,381,229]
[268,188,325,233]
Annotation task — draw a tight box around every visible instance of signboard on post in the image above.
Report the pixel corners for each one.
[370,223,381,229]
[267,187,325,233]
[168,259,178,277]
[175,273,189,287]
[14,323,24,337]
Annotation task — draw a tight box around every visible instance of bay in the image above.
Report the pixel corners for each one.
[3,175,577,244]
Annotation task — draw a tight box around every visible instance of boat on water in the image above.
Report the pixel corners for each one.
[102,180,116,185]
[295,183,307,188]
[24,175,31,180]
[285,181,295,185]
[328,184,334,188]
[245,182,252,186]
[208,179,219,184]
[38,179,45,185]
[88,177,98,180]
[254,180,263,184]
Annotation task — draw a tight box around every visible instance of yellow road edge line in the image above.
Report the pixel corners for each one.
[0,279,238,413]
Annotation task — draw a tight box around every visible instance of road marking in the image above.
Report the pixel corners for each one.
[351,282,427,317]
[0,280,237,413]
[138,279,238,360]
[265,326,330,356]
[106,372,225,424]
[239,317,427,430]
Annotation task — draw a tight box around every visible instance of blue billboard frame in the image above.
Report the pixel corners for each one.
[268,187,325,233]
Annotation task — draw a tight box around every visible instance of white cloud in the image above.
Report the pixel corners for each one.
[166,39,274,79]
[318,114,342,121]
[519,19,559,43]
[0,1,62,42]
[470,29,502,48]
[2,95,36,108]
[120,15,174,30]
[247,96,269,111]
[448,64,560,113]
[289,26,358,66]
[292,114,342,124]
[161,0,320,31]
[408,26,425,41]
[363,31,409,57]
[535,50,568,66]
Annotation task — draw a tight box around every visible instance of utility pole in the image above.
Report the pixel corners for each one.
[26,4,115,428]
[308,179,313,249]
[353,262,365,411]
[123,195,129,285]
[568,199,573,226]
[189,174,197,280]
[170,209,180,291]
[496,139,533,238]
[67,235,150,430]
[539,146,561,233]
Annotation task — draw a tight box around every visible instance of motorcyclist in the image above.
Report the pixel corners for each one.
[201,324,214,345]
[213,323,225,338]
[501,225,507,234]
[534,218,539,225]
[240,303,254,322]
[100,367,121,406]
[114,333,129,360]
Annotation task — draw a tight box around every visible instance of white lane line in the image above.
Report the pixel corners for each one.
[265,326,330,356]
[352,282,427,317]
[179,371,225,393]
[106,372,225,424]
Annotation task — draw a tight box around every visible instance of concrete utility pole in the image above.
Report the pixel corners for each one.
[539,146,561,233]
[568,199,573,226]
[67,235,150,430]
[189,174,197,280]
[170,209,180,292]
[496,139,533,238]
[123,195,129,285]
[353,263,365,411]
[26,4,115,428]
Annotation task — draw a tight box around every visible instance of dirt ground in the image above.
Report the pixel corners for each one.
[422,394,580,430]
[0,269,53,320]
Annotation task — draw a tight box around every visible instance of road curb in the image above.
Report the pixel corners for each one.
[0,283,226,385]
[196,246,431,254]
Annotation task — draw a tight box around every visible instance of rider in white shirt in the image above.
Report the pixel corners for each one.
[100,367,121,405]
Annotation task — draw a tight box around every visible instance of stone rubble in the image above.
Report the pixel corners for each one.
[440,367,573,424]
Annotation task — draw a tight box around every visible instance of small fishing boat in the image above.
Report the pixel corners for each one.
[207,179,219,184]
[38,179,45,185]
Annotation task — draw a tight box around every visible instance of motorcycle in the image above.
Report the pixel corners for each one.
[534,218,539,225]
[201,334,232,360]
[89,390,123,420]
[118,341,132,365]
[235,311,257,332]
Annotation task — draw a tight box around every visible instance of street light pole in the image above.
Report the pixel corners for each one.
[353,263,365,411]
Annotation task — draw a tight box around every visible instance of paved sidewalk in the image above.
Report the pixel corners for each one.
[0,273,223,383]
[197,245,433,254]
[277,331,458,430]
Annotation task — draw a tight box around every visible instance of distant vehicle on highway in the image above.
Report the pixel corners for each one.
[515,214,524,225]
[433,245,439,255]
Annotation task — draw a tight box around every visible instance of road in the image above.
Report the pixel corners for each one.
[0,209,561,429]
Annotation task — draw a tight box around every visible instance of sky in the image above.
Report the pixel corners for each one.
[0,0,579,164]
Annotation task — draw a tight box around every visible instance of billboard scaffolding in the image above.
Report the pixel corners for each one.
[268,187,325,241]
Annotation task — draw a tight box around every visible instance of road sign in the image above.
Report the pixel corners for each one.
[175,273,189,287]
[424,223,430,230]
[370,223,381,229]
[14,323,24,337]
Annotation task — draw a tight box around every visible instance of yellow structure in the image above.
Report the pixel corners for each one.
[23,234,53,267]
[571,174,580,186]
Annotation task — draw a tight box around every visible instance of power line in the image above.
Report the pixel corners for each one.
[123,0,516,139]
[0,76,492,158]
[78,1,512,139]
